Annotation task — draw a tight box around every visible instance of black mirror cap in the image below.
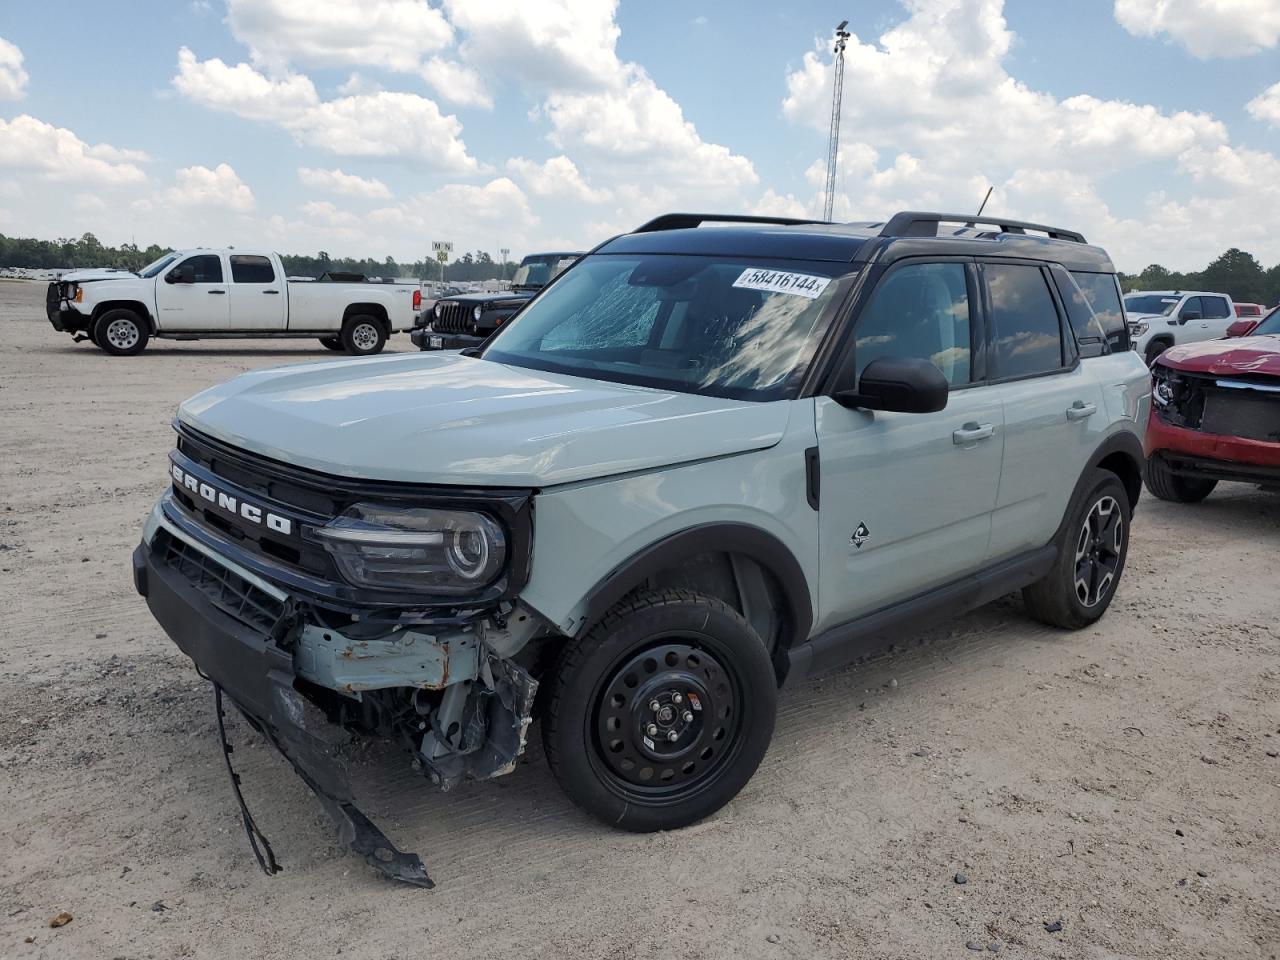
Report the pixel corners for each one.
[166,266,194,284]
[834,356,949,414]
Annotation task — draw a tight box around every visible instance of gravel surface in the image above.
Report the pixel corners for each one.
[2,280,1278,959]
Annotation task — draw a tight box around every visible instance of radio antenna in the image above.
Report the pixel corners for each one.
[975,185,993,219]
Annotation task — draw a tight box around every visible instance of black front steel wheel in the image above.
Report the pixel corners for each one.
[543,589,777,832]
[591,639,744,803]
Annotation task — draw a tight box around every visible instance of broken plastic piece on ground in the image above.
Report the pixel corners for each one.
[211,681,433,889]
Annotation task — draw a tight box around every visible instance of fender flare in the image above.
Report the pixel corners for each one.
[577,522,814,650]
[1050,430,1145,544]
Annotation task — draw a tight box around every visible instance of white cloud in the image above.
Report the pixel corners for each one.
[442,0,624,90]
[173,46,318,122]
[544,66,757,192]
[300,199,360,226]
[1114,0,1280,57]
[778,0,1280,268]
[420,57,493,109]
[369,177,538,250]
[0,35,28,100]
[226,0,452,72]
[166,163,255,212]
[298,166,391,199]
[298,91,478,171]
[0,115,147,184]
[506,155,610,202]
[174,50,478,172]
[1247,80,1280,127]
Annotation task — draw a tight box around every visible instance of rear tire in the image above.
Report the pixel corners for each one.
[340,315,387,356]
[1144,455,1217,503]
[318,337,343,351]
[542,588,777,833]
[92,309,150,356]
[1023,469,1130,629]
[1144,338,1172,366]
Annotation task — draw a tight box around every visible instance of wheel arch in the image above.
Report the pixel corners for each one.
[343,302,390,332]
[1049,430,1144,547]
[576,523,814,682]
[92,300,155,333]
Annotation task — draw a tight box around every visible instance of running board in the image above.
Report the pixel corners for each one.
[785,545,1057,685]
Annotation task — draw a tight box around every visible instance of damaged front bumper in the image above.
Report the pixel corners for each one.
[132,501,541,887]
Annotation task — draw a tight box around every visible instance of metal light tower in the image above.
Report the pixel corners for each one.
[822,20,851,221]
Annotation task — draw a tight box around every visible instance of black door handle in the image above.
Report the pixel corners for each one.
[262,289,280,295]
[207,289,226,295]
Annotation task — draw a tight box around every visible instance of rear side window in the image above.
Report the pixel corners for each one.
[230,255,275,283]
[1201,296,1231,319]
[852,262,972,386]
[182,254,223,283]
[1066,270,1128,354]
[984,263,1065,379]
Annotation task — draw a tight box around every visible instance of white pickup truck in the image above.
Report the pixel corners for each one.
[46,248,420,356]
[1122,289,1236,365]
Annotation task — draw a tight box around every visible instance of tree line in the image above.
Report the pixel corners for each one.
[1118,248,1280,306]
[0,232,518,281]
[4,231,1279,304]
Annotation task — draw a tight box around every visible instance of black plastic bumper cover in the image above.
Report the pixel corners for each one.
[133,539,433,888]
[411,328,486,351]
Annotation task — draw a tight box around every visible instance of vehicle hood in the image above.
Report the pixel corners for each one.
[441,291,531,306]
[1159,335,1280,377]
[177,352,792,487]
[1126,312,1170,324]
[60,268,137,283]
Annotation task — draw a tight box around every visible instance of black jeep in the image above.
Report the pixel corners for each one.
[411,251,582,351]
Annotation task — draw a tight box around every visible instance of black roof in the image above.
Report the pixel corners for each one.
[597,212,1115,273]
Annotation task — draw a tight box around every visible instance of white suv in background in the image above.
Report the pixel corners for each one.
[1123,290,1236,365]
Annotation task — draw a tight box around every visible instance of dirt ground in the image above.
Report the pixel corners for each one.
[1,278,1277,960]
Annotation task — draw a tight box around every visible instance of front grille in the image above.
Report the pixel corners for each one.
[1154,366,1280,441]
[157,529,285,632]
[45,282,61,322]
[432,301,473,335]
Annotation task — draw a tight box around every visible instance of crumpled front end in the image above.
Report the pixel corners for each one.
[133,423,547,886]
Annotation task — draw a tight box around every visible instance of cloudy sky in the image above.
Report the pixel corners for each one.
[0,0,1277,270]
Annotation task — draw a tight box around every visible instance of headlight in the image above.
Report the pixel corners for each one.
[312,504,506,594]
[71,284,83,303]
[434,303,443,318]
[1129,320,1149,336]
[473,305,483,321]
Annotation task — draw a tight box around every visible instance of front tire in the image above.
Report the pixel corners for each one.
[542,588,777,833]
[1144,338,1172,366]
[340,315,387,355]
[1023,469,1130,629]
[93,309,150,356]
[318,336,344,351]
[1144,455,1217,503]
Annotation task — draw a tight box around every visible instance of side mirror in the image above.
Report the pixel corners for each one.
[1226,319,1258,338]
[1179,310,1201,323]
[834,356,949,414]
[166,265,194,284]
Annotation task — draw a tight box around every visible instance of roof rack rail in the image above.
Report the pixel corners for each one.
[878,211,1086,244]
[632,213,831,234]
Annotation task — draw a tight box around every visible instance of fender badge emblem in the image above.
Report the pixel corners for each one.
[851,523,871,549]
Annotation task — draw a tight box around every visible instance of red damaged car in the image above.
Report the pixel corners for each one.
[1145,306,1280,502]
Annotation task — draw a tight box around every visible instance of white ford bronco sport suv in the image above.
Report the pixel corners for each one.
[133,212,1150,886]
[46,248,418,356]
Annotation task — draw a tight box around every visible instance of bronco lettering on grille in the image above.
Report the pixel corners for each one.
[170,463,293,535]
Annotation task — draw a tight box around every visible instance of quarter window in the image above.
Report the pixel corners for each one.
[230,255,275,284]
[853,262,972,386]
[181,254,223,284]
[985,263,1065,379]
[1068,271,1128,353]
